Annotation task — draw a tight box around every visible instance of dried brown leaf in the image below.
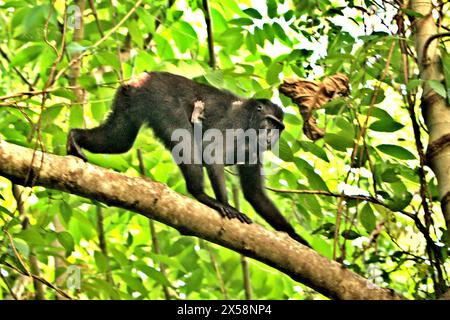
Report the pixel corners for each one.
[279,73,350,141]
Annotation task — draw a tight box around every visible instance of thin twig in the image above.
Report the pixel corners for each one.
[88,0,104,37]
[96,206,114,285]
[332,41,396,260]
[137,149,171,300]
[52,0,143,84]
[3,229,31,278]
[397,7,446,295]
[143,0,176,49]
[232,185,252,300]
[0,47,34,89]
[0,261,72,299]
[202,240,228,299]
[422,32,450,64]
[12,184,46,300]
[202,0,216,68]
[111,1,124,82]
[266,187,416,219]
[0,271,18,300]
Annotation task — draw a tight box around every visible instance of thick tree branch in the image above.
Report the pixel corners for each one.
[0,139,403,300]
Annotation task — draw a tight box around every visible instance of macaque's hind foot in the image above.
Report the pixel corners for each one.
[220,205,252,224]
[67,131,88,162]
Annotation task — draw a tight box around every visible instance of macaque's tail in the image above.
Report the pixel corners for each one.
[69,86,141,155]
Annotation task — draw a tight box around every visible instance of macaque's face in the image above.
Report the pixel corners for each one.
[252,99,285,147]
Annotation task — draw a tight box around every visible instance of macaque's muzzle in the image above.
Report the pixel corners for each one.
[262,115,285,131]
[259,115,284,150]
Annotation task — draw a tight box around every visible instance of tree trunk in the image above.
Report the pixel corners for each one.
[411,0,450,237]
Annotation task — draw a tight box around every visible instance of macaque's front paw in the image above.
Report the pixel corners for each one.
[220,205,252,224]
[66,131,88,162]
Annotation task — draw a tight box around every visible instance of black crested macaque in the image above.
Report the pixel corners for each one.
[67,71,310,246]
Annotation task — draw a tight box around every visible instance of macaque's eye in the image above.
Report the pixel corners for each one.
[257,105,263,112]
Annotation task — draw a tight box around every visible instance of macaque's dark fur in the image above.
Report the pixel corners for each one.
[67,71,309,246]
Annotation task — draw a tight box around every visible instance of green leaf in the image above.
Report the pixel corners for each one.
[172,21,198,53]
[57,231,75,256]
[253,26,265,47]
[323,98,346,115]
[294,158,329,191]
[59,201,72,225]
[360,88,385,106]
[360,203,376,233]
[51,88,76,101]
[406,79,422,92]
[218,28,243,51]
[370,119,404,132]
[185,269,204,293]
[297,193,323,218]
[377,144,416,160]
[204,70,224,88]
[263,24,275,44]
[42,104,64,126]
[284,10,294,21]
[428,80,447,99]
[324,132,354,151]
[10,44,43,67]
[119,273,147,294]
[267,0,277,18]
[341,230,361,240]
[137,263,172,287]
[10,239,29,258]
[401,8,424,18]
[24,4,52,30]
[442,51,450,104]
[243,8,262,19]
[229,18,253,26]
[266,63,283,85]
[127,19,143,48]
[96,51,120,70]
[272,22,287,41]
[313,222,335,238]
[94,251,108,273]
[69,105,84,128]
[278,138,294,162]
[154,35,175,60]
[335,116,355,135]
[17,228,46,246]
[87,154,130,172]
[298,141,329,162]
[109,247,128,267]
[134,50,156,73]
[149,253,187,273]
[78,75,98,91]
[245,32,257,54]
[66,42,88,55]
[380,168,400,183]
[211,8,228,34]
[0,206,13,218]
[384,181,413,211]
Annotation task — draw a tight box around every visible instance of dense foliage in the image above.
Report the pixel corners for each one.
[0,0,449,299]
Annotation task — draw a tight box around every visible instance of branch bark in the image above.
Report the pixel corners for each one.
[0,139,403,300]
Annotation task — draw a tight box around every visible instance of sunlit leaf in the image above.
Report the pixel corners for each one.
[377,144,416,160]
